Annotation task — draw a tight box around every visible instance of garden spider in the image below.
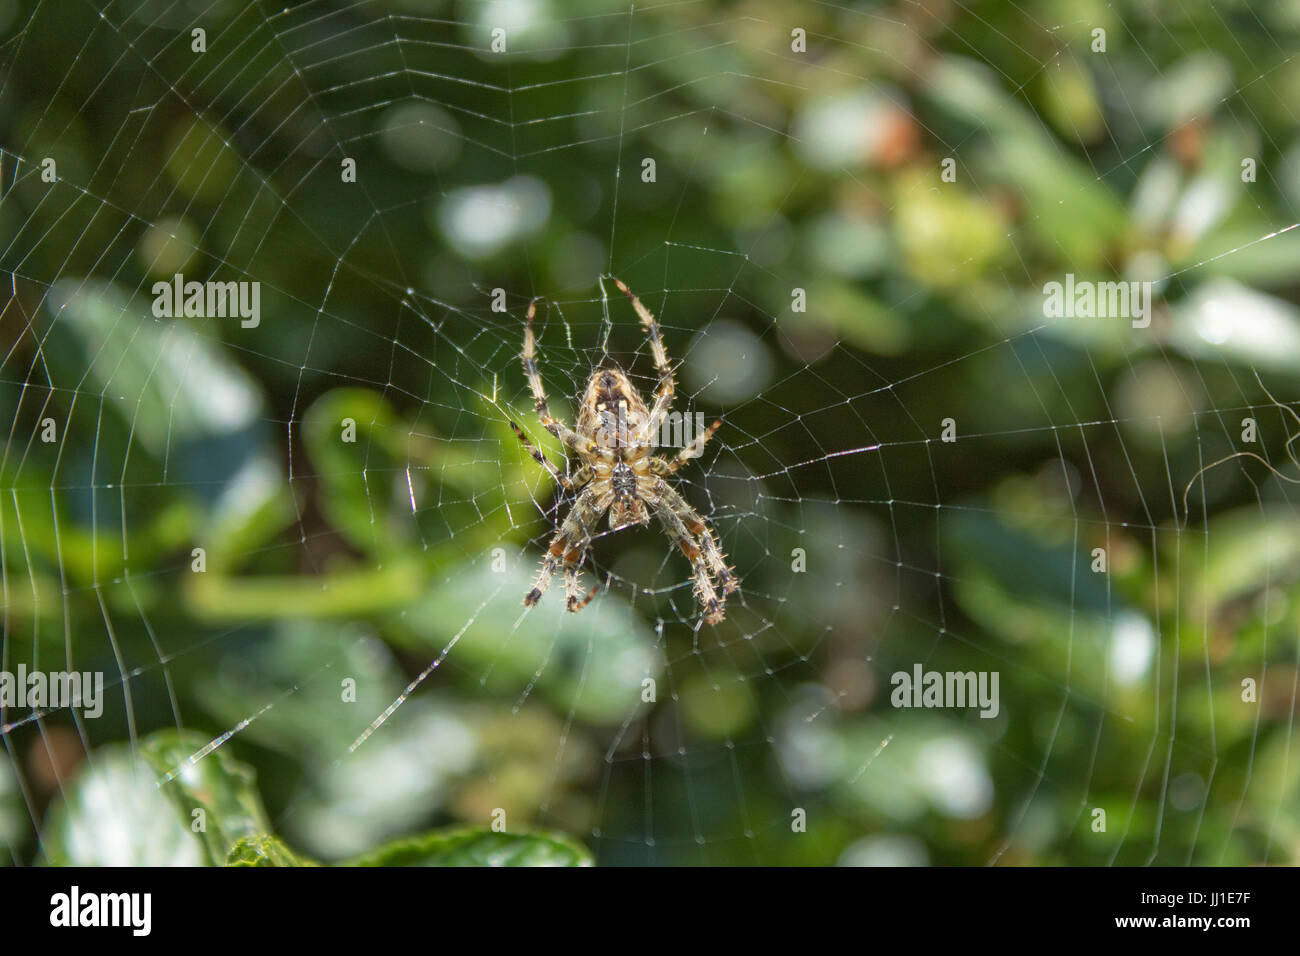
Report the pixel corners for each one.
[509,278,738,625]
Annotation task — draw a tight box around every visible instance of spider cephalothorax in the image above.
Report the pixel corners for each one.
[509,278,738,624]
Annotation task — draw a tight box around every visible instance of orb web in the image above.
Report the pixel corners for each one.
[0,0,1297,866]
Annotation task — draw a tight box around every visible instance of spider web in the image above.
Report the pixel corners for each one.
[0,0,1298,866]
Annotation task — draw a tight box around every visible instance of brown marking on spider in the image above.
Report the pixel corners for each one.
[509,280,739,625]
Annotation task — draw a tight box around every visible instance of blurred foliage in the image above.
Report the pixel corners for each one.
[40,727,588,866]
[0,0,1299,866]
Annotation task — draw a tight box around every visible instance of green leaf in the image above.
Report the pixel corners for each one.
[41,729,271,866]
[46,279,264,464]
[192,620,481,861]
[41,748,202,866]
[43,732,593,868]
[227,835,318,867]
[1183,507,1300,608]
[1171,278,1300,371]
[1185,225,1300,287]
[1141,52,1233,129]
[303,388,407,557]
[924,58,1127,268]
[344,827,593,867]
[139,730,272,865]
[40,733,269,868]
[302,388,524,561]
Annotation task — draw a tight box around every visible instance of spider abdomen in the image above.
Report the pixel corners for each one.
[579,367,649,448]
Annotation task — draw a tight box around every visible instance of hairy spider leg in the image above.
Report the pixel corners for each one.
[506,421,574,489]
[561,487,612,611]
[524,486,612,611]
[522,298,602,458]
[652,477,738,598]
[612,278,676,443]
[653,418,722,476]
[643,479,732,623]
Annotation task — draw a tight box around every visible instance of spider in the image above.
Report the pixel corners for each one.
[509,278,739,625]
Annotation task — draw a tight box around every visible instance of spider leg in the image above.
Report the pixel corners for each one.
[522,298,599,457]
[612,278,676,442]
[561,487,611,611]
[651,418,722,476]
[509,420,565,484]
[696,523,739,596]
[652,477,738,597]
[645,482,730,624]
[508,420,591,491]
[524,486,591,608]
[524,526,567,609]
[565,569,599,612]
[523,486,609,611]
